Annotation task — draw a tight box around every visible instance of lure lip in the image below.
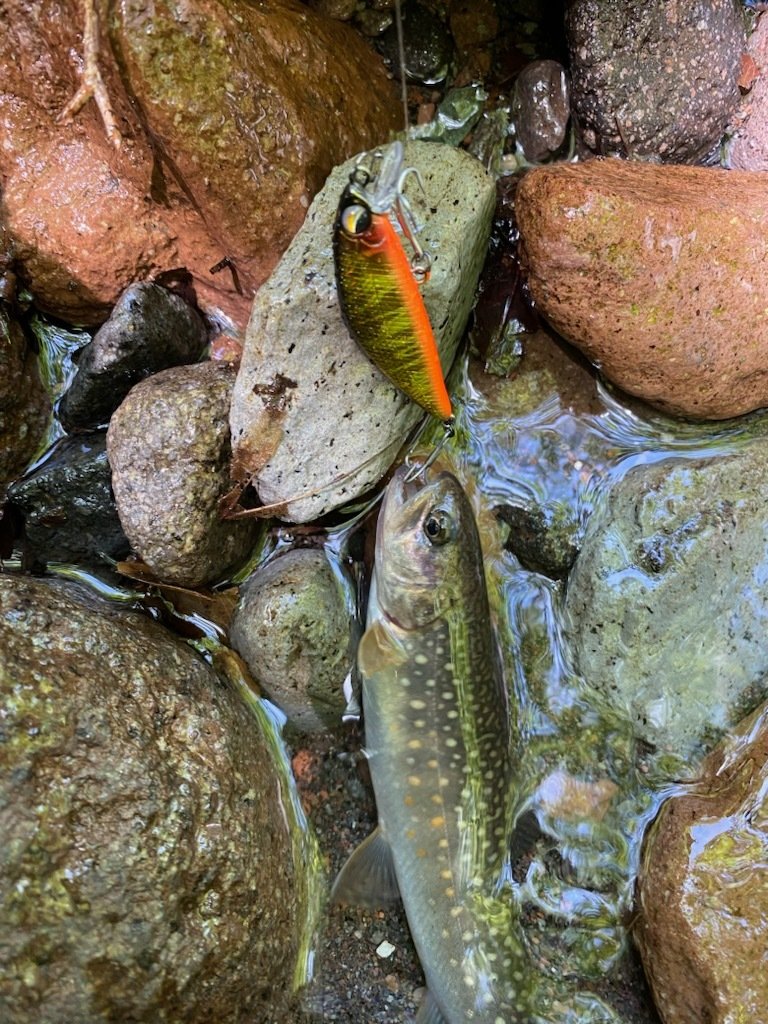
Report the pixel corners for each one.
[348,140,407,215]
[345,141,431,279]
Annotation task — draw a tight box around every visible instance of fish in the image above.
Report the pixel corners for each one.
[332,465,531,1023]
[333,141,454,426]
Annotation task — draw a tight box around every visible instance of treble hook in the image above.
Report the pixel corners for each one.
[394,165,432,282]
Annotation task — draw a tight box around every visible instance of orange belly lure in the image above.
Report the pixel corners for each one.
[333,142,453,427]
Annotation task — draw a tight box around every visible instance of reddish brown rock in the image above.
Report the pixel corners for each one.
[0,0,400,329]
[516,160,768,419]
[635,700,768,1023]
[0,309,49,489]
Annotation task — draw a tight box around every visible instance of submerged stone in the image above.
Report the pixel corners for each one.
[564,442,768,767]
[7,431,129,571]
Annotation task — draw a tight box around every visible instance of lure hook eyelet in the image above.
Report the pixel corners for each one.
[402,418,455,483]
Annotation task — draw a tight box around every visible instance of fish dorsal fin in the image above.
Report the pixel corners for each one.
[357,619,407,677]
[416,990,449,1024]
[330,826,401,908]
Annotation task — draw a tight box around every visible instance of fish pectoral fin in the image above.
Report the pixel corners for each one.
[415,990,449,1024]
[358,619,408,676]
[330,826,401,909]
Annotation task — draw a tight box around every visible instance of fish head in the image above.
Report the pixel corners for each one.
[373,464,479,631]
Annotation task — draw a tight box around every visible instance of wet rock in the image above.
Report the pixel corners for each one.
[229,141,495,523]
[728,11,768,169]
[0,573,318,1023]
[566,0,745,162]
[231,548,355,733]
[410,84,488,147]
[377,2,454,84]
[307,0,357,21]
[355,8,393,37]
[449,0,500,51]
[635,698,768,1023]
[0,0,400,329]
[7,432,129,570]
[516,159,768,420]
[512,60,570,163]
[564,443,768,767]
[0,309,48,489]
[107,361,258,587]
[58,283,208,431]
[467,176,538,363]
[498,500,579,579]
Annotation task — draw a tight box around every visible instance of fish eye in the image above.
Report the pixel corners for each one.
[340,202,371,237]
[423,509,452,546]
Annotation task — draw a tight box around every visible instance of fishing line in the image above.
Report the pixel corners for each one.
[394,0,409,132]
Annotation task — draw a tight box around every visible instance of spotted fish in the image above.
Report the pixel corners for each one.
[333,466,531,1023]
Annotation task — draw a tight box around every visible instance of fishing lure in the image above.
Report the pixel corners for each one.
[333,141,454,428]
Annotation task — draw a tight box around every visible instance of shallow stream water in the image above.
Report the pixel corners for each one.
[309,322,768,1020]
[15,297,768,1021]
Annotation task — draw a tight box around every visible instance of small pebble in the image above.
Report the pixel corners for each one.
[376,940,396,959]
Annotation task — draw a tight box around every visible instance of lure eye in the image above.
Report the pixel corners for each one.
[423,509,452,546]
[340,202,372,238]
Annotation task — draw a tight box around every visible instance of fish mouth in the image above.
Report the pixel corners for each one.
[377,464,422,548]
[379,460,443,519]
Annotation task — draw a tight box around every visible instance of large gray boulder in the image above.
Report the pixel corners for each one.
[0,575,319,1023]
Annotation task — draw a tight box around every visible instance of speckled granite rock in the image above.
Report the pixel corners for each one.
[229,141,495,522]
[566,0,744,162]
[635,698,768,1023]
[728,10,768,170]
[0,574,319,1023]
[516,159,768,419]
[107,361,258,586]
